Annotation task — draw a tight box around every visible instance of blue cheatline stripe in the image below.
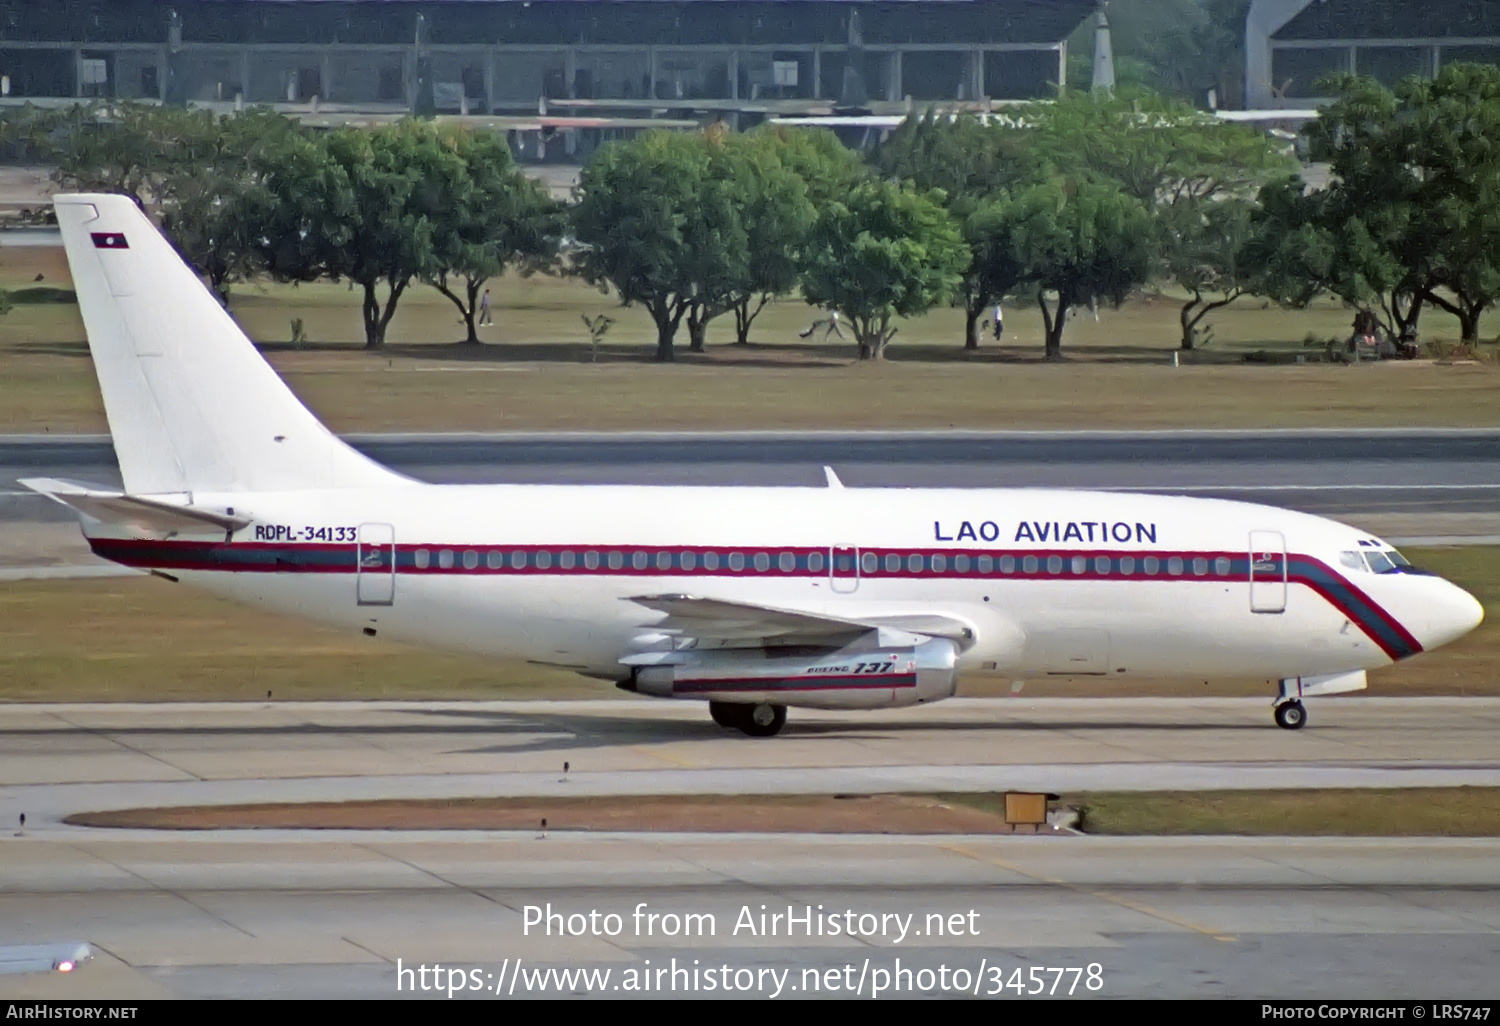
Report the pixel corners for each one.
[86,539,1420,661]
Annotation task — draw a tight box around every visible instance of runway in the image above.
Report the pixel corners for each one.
[4,429,1500,523]
[2,698,1499,998]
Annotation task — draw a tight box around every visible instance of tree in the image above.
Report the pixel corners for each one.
[424,128,563,344]
[256,121,459,349]
[1259,66,1500,344]
[572,131,718,361]
[1009,178,1155,361]
[48,101,201,211]
[1161,196,1257,349]
[798,180,968,360]
[1393,64,1500,342]
[876,112,1046,349]
[156,110,303,303]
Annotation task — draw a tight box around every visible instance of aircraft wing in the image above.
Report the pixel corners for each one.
[625,594,975,647]
[19,477,251,537]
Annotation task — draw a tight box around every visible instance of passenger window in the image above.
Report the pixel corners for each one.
[1339,551,1365,571]
[559,551,575,570]
[1143,556,1159,575]
[656,551,672,571]
[807,551,824,573]
[907,553,923,573]
[415,548,430,569]
[632,551,648,570]
[607,551,623,570]
[1095,556,1110,575]
[536,551,552,570]
[1192,557,1207,576]
[1167,557,1184,576]
[703,551,720,571]
[1215,557,1230,576]
[438,549,454,569]
[977,555,992,573]
[584,550,600,570]
[862,552,878,574]
[1000,555,1016,573]
[1022,555,1038,573]
[486,550,502,570]
[1047,555,1063,574]
[511,550,526,570]
[885,553,900,573]
[1072,556,1087,574]
[680,551,695,571]
[779,552,795,572]
[932,554,947,573]
[463,549,478,570]
[954,554,970,573]
[1120,556,1135,575]
[729,552,745,571]
[754,552,771,572]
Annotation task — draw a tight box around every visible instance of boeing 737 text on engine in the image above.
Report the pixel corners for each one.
[23,194,1484,736]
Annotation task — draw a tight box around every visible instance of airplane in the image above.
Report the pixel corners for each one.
[23,193,1484,737]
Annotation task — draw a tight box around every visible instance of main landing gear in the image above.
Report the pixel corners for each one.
[709,701,787,738]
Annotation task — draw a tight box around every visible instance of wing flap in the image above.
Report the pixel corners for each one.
[19,477,251,537]
[625,593,975,648]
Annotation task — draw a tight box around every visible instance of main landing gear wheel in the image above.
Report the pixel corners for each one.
[709,701,744,729]
[739,703,786,737]
[1274,700,1307,731]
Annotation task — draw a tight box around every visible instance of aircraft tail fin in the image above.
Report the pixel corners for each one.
[54,193,405,494]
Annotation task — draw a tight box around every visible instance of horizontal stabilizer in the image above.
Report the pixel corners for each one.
[19,477,251,537]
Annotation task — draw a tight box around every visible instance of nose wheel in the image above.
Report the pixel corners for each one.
[1274,700,1307,730]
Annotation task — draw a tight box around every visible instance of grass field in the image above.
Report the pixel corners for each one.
[3,246,1499,433]
[63,788,1500,836]
[1,547,1494,702]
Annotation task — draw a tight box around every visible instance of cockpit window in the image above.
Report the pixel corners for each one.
[1339,548,1417,574]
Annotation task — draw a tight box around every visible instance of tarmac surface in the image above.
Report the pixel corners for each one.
[2,698,1499,998]
[5,428,1500,523]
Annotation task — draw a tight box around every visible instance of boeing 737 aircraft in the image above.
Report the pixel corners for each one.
[24,194,1485,736]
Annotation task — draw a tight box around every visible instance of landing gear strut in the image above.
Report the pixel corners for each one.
[708,701,787,737]
[1274,699,1307,730]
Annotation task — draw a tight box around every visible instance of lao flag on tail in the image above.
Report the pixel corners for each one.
[90,232,128,250]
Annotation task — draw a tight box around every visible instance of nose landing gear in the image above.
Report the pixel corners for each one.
[708,701,787,737]
[1273,699,1307,730]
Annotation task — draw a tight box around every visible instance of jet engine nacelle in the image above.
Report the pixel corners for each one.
[628,637,959,710]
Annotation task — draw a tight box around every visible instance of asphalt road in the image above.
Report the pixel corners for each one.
[2,698,1499,999]
[3,428,1499,522]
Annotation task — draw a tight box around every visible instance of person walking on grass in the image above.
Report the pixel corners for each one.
[800,309,845,340]
[991,302,1004,340]
[478,288,493,327]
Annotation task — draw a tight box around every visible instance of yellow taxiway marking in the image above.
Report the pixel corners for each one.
[940,843,1237,943]
[627,745,700,769]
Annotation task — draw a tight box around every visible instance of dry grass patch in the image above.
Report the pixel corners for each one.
[3,250,1500,433]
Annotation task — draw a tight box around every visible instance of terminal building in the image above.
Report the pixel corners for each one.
[0,0,1099,111]
[1248,0,1500,108]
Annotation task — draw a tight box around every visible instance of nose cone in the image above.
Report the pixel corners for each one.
[1417,579,1485,651]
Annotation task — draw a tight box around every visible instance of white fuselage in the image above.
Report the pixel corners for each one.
[84,482,1482,699]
